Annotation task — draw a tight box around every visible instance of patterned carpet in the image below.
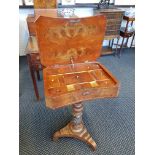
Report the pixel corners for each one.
[19,48,135,155]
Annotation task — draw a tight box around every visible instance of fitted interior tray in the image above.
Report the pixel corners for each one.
[43,62,119,109]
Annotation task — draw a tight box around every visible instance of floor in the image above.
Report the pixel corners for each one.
[19,48,135,155]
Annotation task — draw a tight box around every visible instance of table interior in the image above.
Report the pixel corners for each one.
[45,63,116,96]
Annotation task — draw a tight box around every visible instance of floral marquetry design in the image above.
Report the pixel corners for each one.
[42,47,87,62]
[44,23,98,40]
[35,15,106,66]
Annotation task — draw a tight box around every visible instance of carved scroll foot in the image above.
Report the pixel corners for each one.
[53,122,97,151]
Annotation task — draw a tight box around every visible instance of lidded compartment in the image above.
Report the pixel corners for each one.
[35,15,119,109]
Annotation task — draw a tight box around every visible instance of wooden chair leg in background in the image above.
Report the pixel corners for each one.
[111,39,114,48]
[53,102,97,151]
[115,37,119,56]
[130,33,135,48]
[119,37,125,57]
[111,39,114,56]
[30,68,40,100]
[36,70,41,81]
[125,38,129,47]
[27,55,40,101]
[108,40,111,47]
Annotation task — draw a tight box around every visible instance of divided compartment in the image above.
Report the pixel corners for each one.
[46,62,116,97]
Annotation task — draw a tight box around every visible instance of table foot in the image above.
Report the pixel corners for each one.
[53,122,97,151]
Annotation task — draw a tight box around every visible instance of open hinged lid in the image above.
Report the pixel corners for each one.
[34,15,106,67]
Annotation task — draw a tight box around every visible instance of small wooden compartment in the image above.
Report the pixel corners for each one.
[44,62,119,109]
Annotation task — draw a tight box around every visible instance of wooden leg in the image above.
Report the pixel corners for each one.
[111,39,114,48]
[119,37,124,58]
[109,40,111,47]
[53,102,97,151]
[111,39,114,56]
[30,68,40,100]
[115,37,119,56]
[36,70,40,81]
[130,33,135,48]
[125,38,129,47]
[27,55,40,101]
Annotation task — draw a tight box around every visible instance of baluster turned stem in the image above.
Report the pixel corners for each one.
[71,103,84,133]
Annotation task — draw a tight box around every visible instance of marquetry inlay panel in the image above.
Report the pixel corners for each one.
[35,15,106,66]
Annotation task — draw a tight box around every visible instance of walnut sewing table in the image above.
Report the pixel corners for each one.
[32,11,120,151]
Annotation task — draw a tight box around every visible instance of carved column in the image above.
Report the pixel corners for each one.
[70,103,84,132]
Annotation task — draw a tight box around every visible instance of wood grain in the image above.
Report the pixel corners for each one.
[35,15,106,66]
[34,0,57,8]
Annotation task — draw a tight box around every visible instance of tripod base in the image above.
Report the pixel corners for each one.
[53,103,97,151]
[53,122,97,151]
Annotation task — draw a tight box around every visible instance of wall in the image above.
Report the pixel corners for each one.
[19,7,135,56]
[19,9,34,56]
[115,0,135,5]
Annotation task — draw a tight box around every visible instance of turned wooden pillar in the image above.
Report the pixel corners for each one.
[71,103,84,132]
